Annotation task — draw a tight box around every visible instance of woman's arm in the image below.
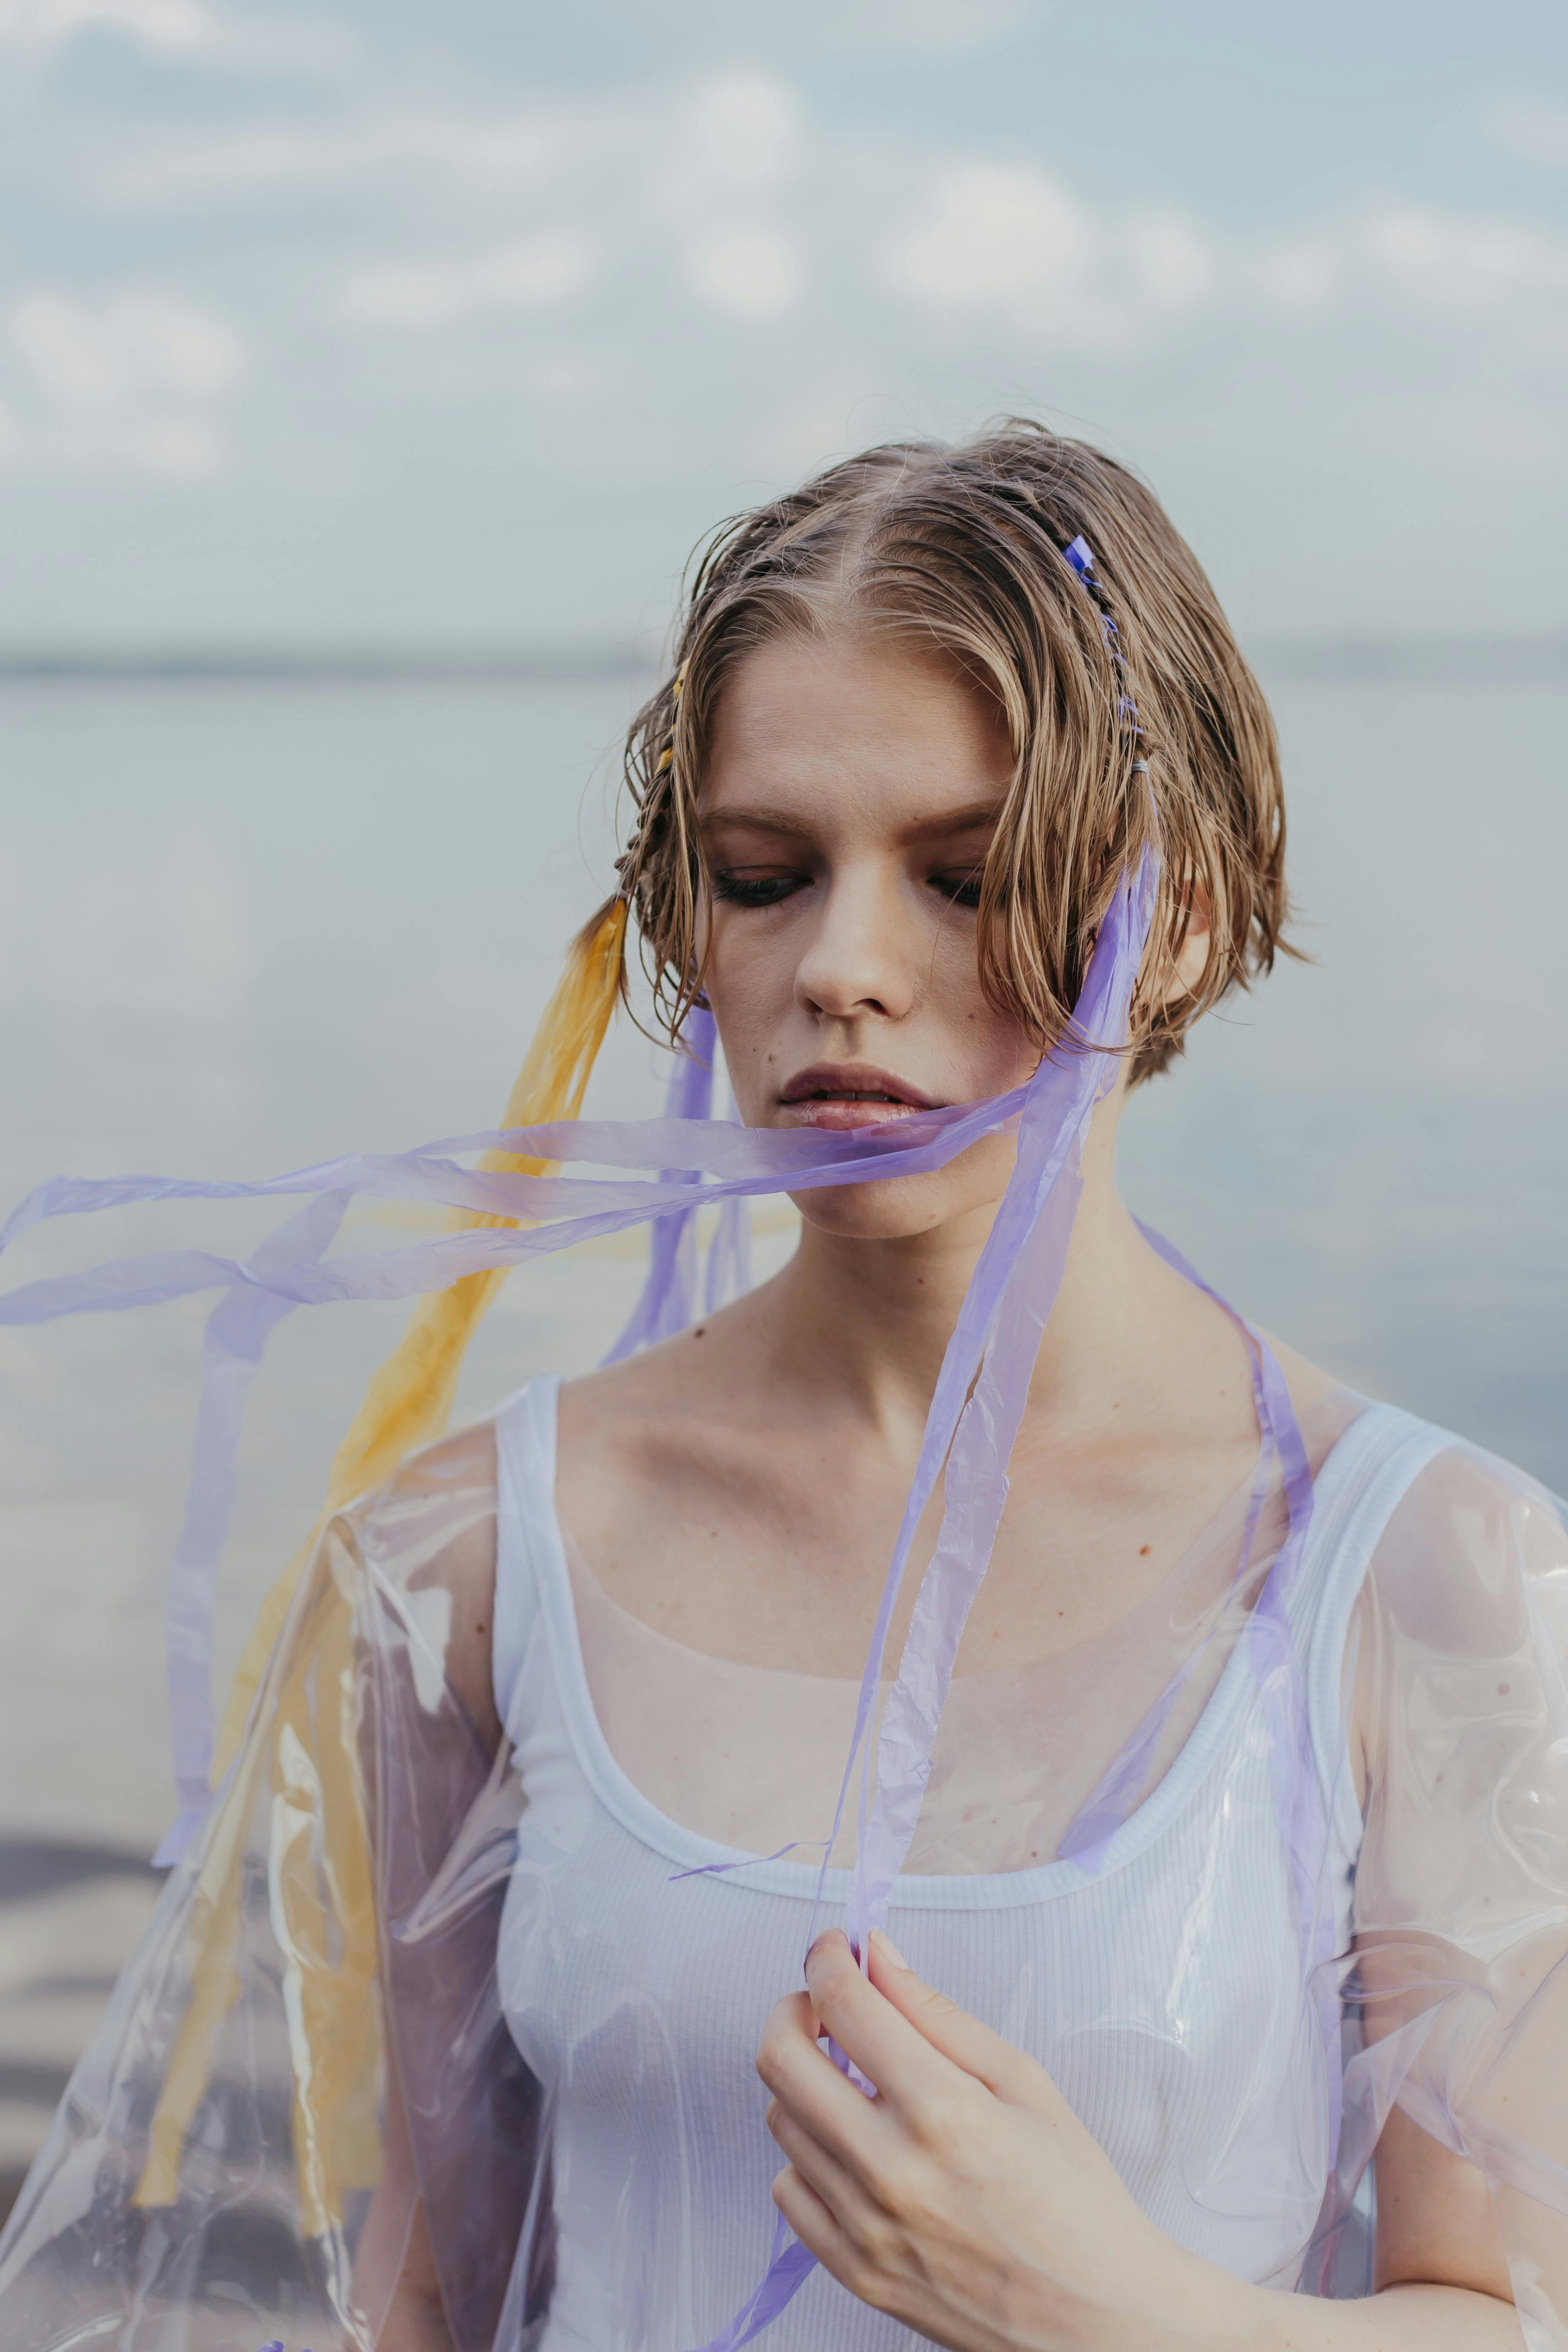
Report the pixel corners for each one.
[757,1932,1522,2352]
[351,2059,457,2352]
[353,1424,508,2350]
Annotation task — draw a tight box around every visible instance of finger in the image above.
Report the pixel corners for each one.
[802,1931,960,2112]
[868,1929,1058,2109]
[767,2098,887,2247]
[756,1989,907,2174]
[771,2161,865,2296]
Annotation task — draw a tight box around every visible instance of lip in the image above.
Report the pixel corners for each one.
[777,1062,944,1131]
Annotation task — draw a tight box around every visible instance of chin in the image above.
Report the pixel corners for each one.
[791,1171,999,1243]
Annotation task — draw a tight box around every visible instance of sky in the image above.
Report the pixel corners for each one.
[1,0,1566,651]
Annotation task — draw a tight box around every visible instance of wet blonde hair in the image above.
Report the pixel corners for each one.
[607,419,1290,1084]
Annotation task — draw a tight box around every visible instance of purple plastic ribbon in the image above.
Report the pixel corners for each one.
[152,1190,350,1865]
[844,856,1157,1946]
[604,1005,750,1358]
[684,852,1160,2350]
[2,846,1329,2349]
[0,1074,1042,1872]
[681,881,1328,2351]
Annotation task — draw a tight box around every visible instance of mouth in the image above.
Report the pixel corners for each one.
[777,1063,943,1132]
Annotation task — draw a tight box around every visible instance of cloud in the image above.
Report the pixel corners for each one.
[345,232,593,327]
[1125,212,1215,310]
[52,70,1568,386]
[890,164,1089,303]
[0,0,357,69]
[884,166,1217,348]
[105,110,574,206]
[1361,201,1568,308]
[686,73,802,184]
[1483,93,1568,169]
[685,225,802,318]
[627,0,1042,52]
[14,290,243,403]
[6,290,244,473]
[0,0,212,49]
[4,33,1568,638]
[105,71,794,209]
[1253,235,1341,313]
[1245,199,1568,333]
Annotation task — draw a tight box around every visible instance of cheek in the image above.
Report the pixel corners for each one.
[702,921,797,1112]
[924,924,1034,1086]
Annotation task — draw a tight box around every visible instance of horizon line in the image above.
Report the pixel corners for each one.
[0,636,1565,687]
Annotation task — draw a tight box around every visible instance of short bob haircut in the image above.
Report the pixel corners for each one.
[607,420,1290,1086]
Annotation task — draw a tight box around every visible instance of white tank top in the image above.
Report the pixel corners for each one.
[491,1377,1451,2350]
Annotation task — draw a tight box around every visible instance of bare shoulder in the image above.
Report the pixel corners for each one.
[375,1417,503,1753]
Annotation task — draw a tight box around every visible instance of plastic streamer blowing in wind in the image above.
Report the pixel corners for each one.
[686,849,1160,2352]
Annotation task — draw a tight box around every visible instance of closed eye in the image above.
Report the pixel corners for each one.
[710,867,809,909]
[928,867,984,910]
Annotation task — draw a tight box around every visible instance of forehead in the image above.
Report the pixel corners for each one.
[701,632,1012,834]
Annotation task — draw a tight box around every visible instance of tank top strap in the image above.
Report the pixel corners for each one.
[1289,1399,1458,1842]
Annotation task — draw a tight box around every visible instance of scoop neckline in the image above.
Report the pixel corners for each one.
[504,1374,1393,1911]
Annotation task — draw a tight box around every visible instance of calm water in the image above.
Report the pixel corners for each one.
[2,672,1566,1851]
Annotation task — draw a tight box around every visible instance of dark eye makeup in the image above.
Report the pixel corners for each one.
[709,870,806,908]
[709,866,985,911]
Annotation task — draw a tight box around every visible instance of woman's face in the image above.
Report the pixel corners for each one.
[698,630,1039,1241]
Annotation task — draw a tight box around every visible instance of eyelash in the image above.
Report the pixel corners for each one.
[709,871,802,908]
[709,870,985,911]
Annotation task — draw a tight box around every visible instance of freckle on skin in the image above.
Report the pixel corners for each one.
[1139,1544,1151,1557]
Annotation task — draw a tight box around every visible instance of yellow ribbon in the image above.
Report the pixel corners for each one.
[137,900,626,2225]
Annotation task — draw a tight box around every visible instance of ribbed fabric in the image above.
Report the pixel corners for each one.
[491,1380,1450,2349]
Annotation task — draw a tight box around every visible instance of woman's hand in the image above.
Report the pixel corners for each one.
[756,1929,1239,2352]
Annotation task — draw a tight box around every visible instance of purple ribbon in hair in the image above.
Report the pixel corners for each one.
[1062,533,1142,732]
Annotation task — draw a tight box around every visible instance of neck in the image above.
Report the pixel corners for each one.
[762,1085,1181,1458]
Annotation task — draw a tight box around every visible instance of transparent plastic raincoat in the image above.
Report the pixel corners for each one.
[3,871,1568,2352]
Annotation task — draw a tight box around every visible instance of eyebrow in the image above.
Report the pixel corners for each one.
[697,799,1003,843]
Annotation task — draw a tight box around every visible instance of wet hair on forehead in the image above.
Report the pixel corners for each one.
[607,419,1292,1085]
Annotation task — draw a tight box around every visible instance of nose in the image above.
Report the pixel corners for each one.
[793,863,916,1025]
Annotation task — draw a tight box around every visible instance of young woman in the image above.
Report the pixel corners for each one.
[2,426,1565,2352]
